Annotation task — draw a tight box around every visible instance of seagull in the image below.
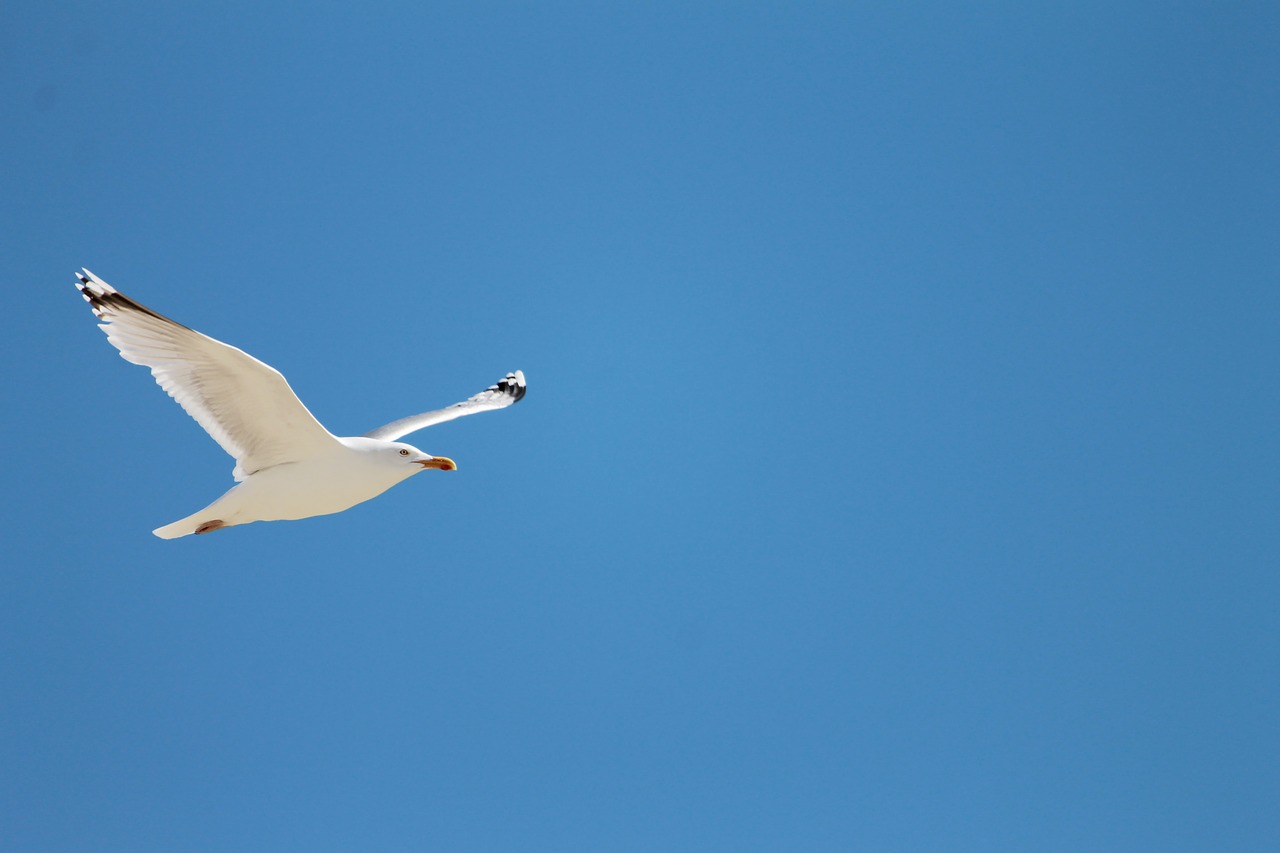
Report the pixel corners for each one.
[74,268,525,539]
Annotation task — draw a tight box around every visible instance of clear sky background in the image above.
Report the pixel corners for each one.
[3,2,1278,850]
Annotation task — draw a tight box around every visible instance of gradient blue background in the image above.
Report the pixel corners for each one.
[4,2,1279,850]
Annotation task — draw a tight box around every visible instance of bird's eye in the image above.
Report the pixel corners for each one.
[399,449,410,456]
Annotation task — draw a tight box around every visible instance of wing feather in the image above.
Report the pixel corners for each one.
[75,269,342,480]
[364,370,526,441]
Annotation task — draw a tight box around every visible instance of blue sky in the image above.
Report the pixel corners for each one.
[3,2,1278,850]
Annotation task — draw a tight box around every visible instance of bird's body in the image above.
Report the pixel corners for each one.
[153,437,440,538]
[74,269,525,538]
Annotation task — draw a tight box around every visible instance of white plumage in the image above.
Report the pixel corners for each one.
[75,269,525,539]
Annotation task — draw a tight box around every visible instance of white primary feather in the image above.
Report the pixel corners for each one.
[364,370,526,441]
[76,269,342,481]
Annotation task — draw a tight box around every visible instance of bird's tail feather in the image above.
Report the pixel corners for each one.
[153,500,235,539]
[153,513,203,539]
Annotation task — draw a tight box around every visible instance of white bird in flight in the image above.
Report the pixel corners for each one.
[74,269,526,539]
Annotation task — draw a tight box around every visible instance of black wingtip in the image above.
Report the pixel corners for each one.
[495,370,526,404]
[74,269,113,319]
[72,269,194,330]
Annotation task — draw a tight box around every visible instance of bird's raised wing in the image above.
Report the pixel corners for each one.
[75,269,343,480]
[364,370,526,441]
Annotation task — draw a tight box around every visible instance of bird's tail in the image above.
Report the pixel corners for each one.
[153,514,201,539]
[154,513,235,539]
[153,495,236,539]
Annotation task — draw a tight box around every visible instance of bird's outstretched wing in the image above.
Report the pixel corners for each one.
[75,269,343,480]
[364,370,526,441]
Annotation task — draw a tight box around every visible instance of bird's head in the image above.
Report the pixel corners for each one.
[387,441,457,472]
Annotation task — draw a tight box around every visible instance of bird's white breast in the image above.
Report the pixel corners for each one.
[226,447,417,522]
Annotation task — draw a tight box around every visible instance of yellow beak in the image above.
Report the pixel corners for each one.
[417,456,457,471]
